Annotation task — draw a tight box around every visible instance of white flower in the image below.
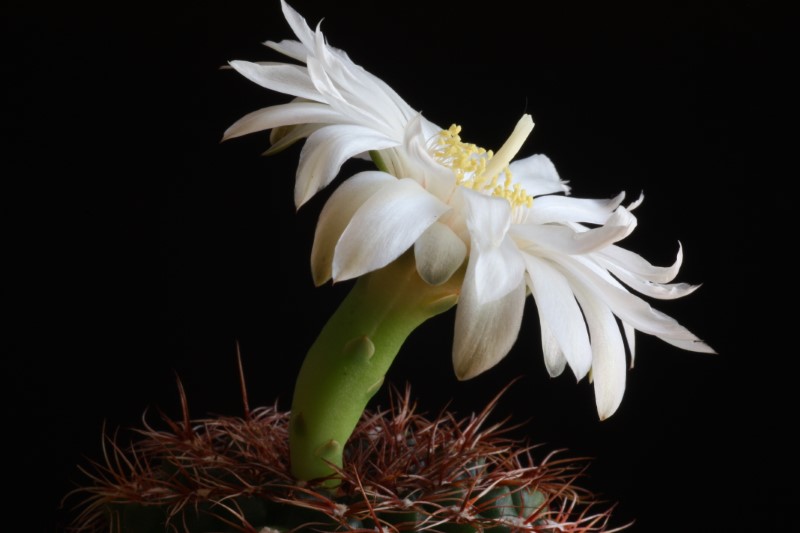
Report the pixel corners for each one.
[226,1,714,419]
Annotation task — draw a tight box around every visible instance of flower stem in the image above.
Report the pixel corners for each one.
[289,253,461,482]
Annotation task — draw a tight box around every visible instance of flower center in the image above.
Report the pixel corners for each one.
[433,115,535,210]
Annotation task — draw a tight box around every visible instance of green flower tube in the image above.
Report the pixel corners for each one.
[289,252,461,481]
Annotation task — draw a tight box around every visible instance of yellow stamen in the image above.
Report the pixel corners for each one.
[433,115,535,211]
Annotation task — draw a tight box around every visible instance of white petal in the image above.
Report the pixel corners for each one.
[540,320,567,377]
[311,171,395,286]
[279,0,316,52]
[333,178,449,281]
[263,39,308,63]
[572,284,627,420]
[414,222,467,286]
[311,34,406,135]
[295,124,398,206]
[513,207,637,255]
[461,188,512,249]
[525,192,626,225]
[627,191,645,210]
[228,60,322,102]
[223,102,343,141]
[660,336,716,354]
[605,268,700,300]
[623,322,636,368]
[524,254,592,380]
[461,189,526,303]
[472,237,526,304]
[452,272,526,380]
[597,242,685,284]
[560,254,711,347]
[509,154,570,196]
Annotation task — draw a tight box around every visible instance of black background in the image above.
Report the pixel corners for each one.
[4,1,783,531]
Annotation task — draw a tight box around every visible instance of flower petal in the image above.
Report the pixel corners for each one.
[561,254,713,350]
[333,178,449,281]
[453,272,526,380]
[263,38,308,63]
[509,154,570,196]
[525,192,626,225]
[524,253,592,381]
[223,102,343,141]
[295,124,398,207]
[461,189,525,303]
[597,242,685,284]
[414,222,467,286]
[228,60,322,102]
[512,207,637,255]
[540,320,567,377]
[279,0,316,52]
[571,283,627,420]
[311,171,395,286]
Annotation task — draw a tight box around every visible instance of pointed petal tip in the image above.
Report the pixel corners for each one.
[597,403,620,421]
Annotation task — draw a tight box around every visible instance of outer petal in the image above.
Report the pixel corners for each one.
[295,124,398,206]
[414,222,467,286]
[525,192,626,225]
[333,178,449,281]
[264,38,308,63]
[509,154,570,196]
[512,207,637,255]
[562,254,714,351]
[540,319,567,377]
[310,33,407,135]
[597,242,685,284]
[228,60,322,102]
[279,0,316,52]
[306,56,390,133]
[461,189,525,303]
[311,171,395,286]
[222,102,343,141]
[571,283,627,420]
[453,269,526,380]
[524,254,592,380]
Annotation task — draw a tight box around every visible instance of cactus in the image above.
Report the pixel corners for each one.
[67,379,620,533]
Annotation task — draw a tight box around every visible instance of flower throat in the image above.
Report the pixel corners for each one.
[433,114,535,211]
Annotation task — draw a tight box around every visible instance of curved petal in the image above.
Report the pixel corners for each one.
[597,242,685,284]
[311,171,395,285]
[263,38,308,63]
[453,270,526,380]
[414,222,467,286]
[560,254,713,349]
[525,192,626,225]
[295,124,398,207]
[461,189,525,303]
[222,102,343,141]
[509,154,570,196]
[571,283,627,420]
[540,320,567,377]
[311,33,407,135]
[279,0,316,52]
[512,207,637,255]
[228,60,322,102]
[333,178,449,281]
[605,268,700,300]
[524,254,592,380]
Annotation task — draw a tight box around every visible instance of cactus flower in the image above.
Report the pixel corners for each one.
[225,1,713,420]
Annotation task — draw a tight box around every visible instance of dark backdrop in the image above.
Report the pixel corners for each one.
[5,1,781,531]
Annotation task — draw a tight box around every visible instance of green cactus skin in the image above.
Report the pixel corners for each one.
[289,252,461,482]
